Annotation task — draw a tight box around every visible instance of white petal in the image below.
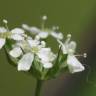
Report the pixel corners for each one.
[41,61,53,69]
[10,34,24,41]
[22,24,40,34]
[27,39,40,47]
[0,27,7,33]
[11,28,24,34]
[37,48,51,62]
[30,27,41,34]
[9,47,22,58]
[51,32,63,40]
[22,24,30,30]
[0,38,6,49]
[18,53,34,71]
[38,32,49,39]
[37,48,55,62]
[67,55,85,73]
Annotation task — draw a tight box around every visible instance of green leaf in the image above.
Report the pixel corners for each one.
[4,47,17,67]
[45,50,68,79]
[4,39,18,67]
[44,47,62,79]
[59,54,68,68]
[33,57,43,73]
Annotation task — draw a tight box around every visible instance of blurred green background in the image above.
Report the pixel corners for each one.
[0,0,96,96]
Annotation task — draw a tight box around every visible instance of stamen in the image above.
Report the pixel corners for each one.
[3,19,9,31]
[41,41,46,47]
[3,19,8,24]
[22,24,29,30]
[67,34,71,38]
[42,15,47,21]
[52,26,59,31]
[65,34,72,44]
[41,15,47,30]
[83,53,87,58]
[35,35,40,40]
[75,53,87,58]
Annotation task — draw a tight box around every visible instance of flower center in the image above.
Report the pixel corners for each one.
[31,46,39,53]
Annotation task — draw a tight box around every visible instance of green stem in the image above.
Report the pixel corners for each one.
[35,79,43,96]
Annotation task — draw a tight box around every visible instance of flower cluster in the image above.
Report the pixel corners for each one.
[0,16,86,80]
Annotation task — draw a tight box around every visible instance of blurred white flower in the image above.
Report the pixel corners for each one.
[37,48,56,68]
[22,24,40,34]
[9,38,55,71]
[67,55,84,73]
[58,34,85,73]
[0,27,25,49]
[10,28,25,41]
[58,39,76,54]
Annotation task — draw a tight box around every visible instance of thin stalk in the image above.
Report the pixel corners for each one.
[35,79,43,96]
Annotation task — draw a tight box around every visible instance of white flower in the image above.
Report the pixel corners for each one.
[58,40,76,54]
[16,39,40,71]
[37,48,56,68]
[0,27,25,49]
[67,55,84,73]
[27,39,56,69]
[9,38,55,71]
[10,28,25,41]
[58,34,85,73]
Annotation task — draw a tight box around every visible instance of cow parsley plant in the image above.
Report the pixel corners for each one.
[0,16,87,96]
